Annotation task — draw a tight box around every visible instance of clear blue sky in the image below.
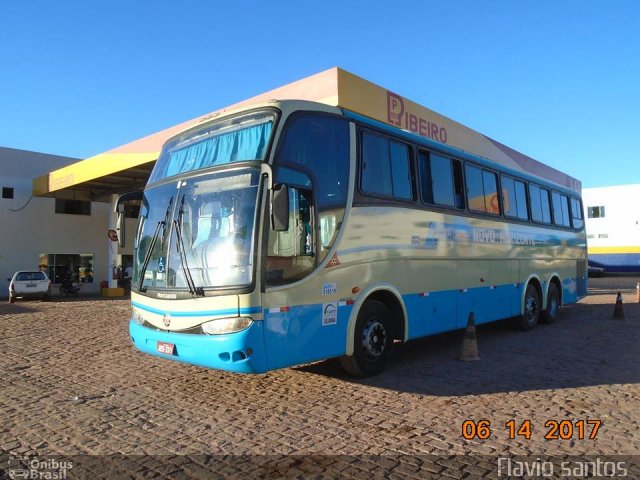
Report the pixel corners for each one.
[1,0,638,188]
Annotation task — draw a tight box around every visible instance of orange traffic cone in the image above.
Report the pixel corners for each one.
[613,291,625,320]
[460,312,480,361]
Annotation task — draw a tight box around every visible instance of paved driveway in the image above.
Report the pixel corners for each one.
[1,278,639,478]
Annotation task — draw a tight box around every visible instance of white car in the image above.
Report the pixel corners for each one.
[8,270,51,303]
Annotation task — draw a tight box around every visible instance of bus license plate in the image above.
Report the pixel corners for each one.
[156,341,175,355]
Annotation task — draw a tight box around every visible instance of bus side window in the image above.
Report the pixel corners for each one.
[466,164,500,215]
[275,114,349,264]
[530,184,552,224]
[552,191,571,228]
[570,197,584,229]
[502,175,529,220]
[419,150,457,208]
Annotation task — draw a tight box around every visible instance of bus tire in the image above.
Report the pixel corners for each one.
[517,283,540,331]
[340,299,393,377]
[541,283,560,324]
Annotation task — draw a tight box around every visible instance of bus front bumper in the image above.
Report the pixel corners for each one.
[129,320,268,373]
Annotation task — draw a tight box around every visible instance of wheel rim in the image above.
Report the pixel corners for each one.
[361,319,387,360]
[525,291,539,324]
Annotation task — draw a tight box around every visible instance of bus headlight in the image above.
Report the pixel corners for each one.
[201,317,253,335]
[131,308,145,325]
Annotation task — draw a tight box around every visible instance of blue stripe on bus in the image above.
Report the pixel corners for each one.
[131,301,261,317]
[263,278,579,370]
[130,278,580,373]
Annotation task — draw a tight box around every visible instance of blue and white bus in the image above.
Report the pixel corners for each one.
[121,99,587,376]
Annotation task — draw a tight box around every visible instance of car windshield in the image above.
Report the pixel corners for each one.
[15,272,46,281]
[133,168,261,292]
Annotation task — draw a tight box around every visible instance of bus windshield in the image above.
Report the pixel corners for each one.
[148,110,275,184]
[133,168,261,292]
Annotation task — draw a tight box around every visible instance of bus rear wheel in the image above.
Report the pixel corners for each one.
[517,283,540,331]
[340,299,393,377]
[541,283,560,324]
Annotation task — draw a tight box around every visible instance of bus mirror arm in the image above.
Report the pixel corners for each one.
[270,184,289,231]
[116,204,126,248]
[114,190,143,248]
[261,163,273,190]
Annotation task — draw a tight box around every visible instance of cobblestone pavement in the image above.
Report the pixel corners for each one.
[1,277,639,478]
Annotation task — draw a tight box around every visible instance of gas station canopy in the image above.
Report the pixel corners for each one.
[34,67,580,202]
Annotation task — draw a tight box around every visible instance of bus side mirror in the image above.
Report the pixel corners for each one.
[270,184,289,231]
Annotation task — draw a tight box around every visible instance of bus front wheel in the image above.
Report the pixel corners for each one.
[517,283,540,331]
[340,299,393,377]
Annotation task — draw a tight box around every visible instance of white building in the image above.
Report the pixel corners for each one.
[583,184,640,273]
[1,146,137,297]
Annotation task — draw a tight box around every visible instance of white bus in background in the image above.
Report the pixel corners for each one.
[583,184,640,273]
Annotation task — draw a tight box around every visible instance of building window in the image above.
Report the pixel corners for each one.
[2,187,14,199]
[124,203,140,218]
[587,206,605,218]
[55,199,91,215]
[40,253,94,283]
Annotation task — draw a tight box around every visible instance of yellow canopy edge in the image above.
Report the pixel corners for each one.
[34,67,580,197]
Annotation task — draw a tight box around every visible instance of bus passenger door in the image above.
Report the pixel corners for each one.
[262,186,321,370]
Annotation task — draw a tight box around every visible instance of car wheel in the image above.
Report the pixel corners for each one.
[516,283,540,331]
[340,299,393,377]
[541,283,560,324]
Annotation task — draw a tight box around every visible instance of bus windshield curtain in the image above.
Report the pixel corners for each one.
[162,122,272,179]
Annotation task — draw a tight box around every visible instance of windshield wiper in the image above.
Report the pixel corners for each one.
[174,195,204,296]
[138,196,173,293]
